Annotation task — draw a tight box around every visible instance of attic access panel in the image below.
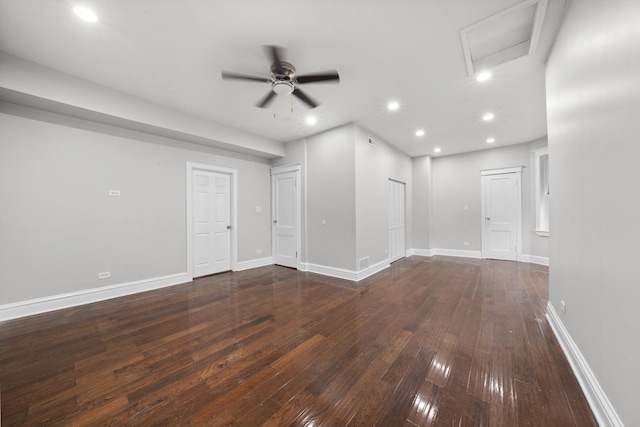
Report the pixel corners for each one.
[460,0,548,76]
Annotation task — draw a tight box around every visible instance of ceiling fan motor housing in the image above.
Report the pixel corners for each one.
[271,62,296,95]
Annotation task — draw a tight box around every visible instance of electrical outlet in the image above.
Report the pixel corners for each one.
[98,271,111,280]
[464,242,470,246]
[256,206,262,213]
[108,190,120,197]
[256,249,262,255]
[560,300,566,314]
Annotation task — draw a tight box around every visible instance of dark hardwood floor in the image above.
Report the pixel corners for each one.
[0,256,597,426]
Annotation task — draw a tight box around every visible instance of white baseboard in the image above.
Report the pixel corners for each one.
[406,248,432,257]
[304,263,356,280]
[0,272,191,322]
[235,256,273,271]
[432,248,482,259]
[355,259,390,281]
[409,248,549,266]
[521,254,549,266]
[546,302,623,427]
[303,259,389,282]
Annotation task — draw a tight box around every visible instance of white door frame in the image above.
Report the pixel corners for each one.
[271,164,301,270]
[186,162,238,278]
[480,166,523,261]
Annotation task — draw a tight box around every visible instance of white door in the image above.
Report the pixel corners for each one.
[481,169,521,261]
[388,180,406,263]
[272,169,298,268]
[193,170,231,277]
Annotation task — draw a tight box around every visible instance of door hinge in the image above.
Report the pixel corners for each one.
[296,251,298,258]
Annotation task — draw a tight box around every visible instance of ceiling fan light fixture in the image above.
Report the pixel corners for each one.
[272,81,294,96]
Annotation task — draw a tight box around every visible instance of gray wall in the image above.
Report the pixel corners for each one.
[354,125,413,266]
[274,123,413,272]
[0,52,284,159]
[305,124,357,270]
[546,0,640,424]
[0,107,272,305]
[412,155,432,250]
[272,137,308,262]
[426,139,548,257]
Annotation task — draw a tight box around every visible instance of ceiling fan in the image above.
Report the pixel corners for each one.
[221,45,340,109]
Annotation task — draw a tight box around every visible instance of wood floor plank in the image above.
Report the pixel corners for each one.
[0,257,597,426]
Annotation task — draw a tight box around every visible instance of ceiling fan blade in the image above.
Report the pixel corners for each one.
[293,88,319,109]
[265,45,285,74]
[255,90,277,108]
[221,71,271,83]
[297,71,340,84]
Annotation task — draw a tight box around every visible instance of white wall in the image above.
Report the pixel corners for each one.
[546,0,640,424]
[424,139,548,258]
[0,106,272,306]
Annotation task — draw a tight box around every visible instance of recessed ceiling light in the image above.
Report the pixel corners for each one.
[482,112,495,121]
[73,5,99,22]
[387,101,399,111]
[476,71,492,82]
[306,116,317,125]
[486,137,495,143]
[434,147,442,153]
[415,129,425,137]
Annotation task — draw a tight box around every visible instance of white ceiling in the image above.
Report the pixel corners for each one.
[0,0,566,158]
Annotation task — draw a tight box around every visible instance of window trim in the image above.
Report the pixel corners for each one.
[534,147,549,237]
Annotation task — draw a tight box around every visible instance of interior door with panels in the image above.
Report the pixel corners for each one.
[193,170,231,277]
[271,166,300,269]
[481,167,522,261]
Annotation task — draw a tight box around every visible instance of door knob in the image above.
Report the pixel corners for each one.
[227,225,232,230]
[273,220,277,224]
[486,217,491,221]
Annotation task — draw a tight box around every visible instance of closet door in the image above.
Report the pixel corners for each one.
[388,180,406,263]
